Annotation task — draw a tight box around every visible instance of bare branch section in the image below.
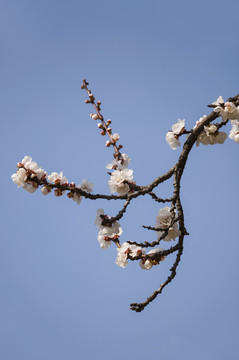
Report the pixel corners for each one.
[11,82,239,313]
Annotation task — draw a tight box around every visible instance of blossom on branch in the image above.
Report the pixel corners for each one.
[116,242,144,268]
[79,179,94,193]
[108,168,134,195]
[48,171,68,185]
[11,155,47,193]
[95,208,123,248]
[11,81,239,312]
[155,207,180,241]
[213,96,239,122]
[139,247,166,270]
[196,124,227,146]
[106,153,131,171]
[229,120,239,143]
[166,119,185,150]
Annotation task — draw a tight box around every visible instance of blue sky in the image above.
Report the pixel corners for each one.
[1,0,239,359]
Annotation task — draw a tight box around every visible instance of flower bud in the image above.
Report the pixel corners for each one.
[91,113,99,120]
[112,133,120,141]
[54,189,63,197]
[41,186,51,195]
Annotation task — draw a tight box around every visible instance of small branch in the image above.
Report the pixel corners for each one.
[149,192,175,203]
[107,198,132,224]
[81,79,122,159]
[130,240,184,312]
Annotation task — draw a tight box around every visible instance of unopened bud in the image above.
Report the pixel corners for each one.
[41,186,51,195]
[97,122,103,128]
[105,140,111,147]
[91,113,99,120]
[107,119,111,125]
[54,189,63,197]
[101,130,106,136]
[67,192,74,199]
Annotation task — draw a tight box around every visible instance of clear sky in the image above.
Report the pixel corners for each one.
[1,0,239,359]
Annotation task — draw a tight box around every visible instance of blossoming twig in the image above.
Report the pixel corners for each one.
[11,83,239,313]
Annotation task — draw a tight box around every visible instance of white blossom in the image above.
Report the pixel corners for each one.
[95,208,106,228]
[97,228,112,249]
[112,133,120,141]
[12,155,47,191]
[48,171,68,185]
[97,224,123,249]
[78,179,93,193]
[41,186,51,195]
[229,120,239,143]
[11,167,28,187]
[35,168,47,180]
[193,115,207,129]
[166,118,185,150]
[212,96,224,106]
[171,119,185,134]
[19,155,33,167]
[22,182,38,193]
[106,153,131,171]
[166,131,181,150]
[213,96,239,122]
[71,193,82,205]
[95,209,123,248]
[108,168,133,195]
[115,242,144,268]
[24,160,39,172]
[155,207,181,242]
[196,124,227,146]
[139,247,166,270]
[90,113,99,120]
[139,258,153,270]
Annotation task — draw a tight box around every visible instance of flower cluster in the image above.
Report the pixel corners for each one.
[166,119,185,150]
[11,156,93,204]
[165,96,239,151]
[140,247,166,270]
[108,168,134,195]
[213,96,239,122]
[95,209,122,248]
[106,153,131,171]
[196,123,227,146]
[115,242,143,268]
[11,82,239,312]
[11,156,47,193]
[107,153,134,195]
[155,207,181,242]
[67,179,93,204]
